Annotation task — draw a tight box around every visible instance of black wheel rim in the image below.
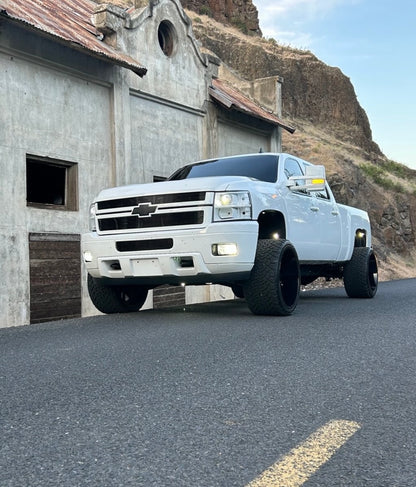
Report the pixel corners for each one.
[368,252,378,292]
[279,248,299,308]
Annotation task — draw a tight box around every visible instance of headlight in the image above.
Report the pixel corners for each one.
[213,191,251,221]
[89,203,97,232]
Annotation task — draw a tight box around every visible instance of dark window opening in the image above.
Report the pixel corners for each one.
[26,156,78,211]
[158,20,176,57]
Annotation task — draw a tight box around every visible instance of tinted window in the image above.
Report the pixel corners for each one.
[284,158,307,193]
[284,158,304,179]
[169,155,279,183]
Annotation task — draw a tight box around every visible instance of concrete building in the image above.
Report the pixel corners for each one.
[0,0,294,327]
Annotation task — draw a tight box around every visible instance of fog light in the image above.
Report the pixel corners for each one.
[83,251,93,262]
[212,243,238,256]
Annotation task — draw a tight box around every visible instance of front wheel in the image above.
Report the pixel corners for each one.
[243,239,300,316]
[87,274,149,314]
[343,247,378,298]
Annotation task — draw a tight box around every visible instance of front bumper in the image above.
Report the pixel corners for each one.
[81,222,258,286]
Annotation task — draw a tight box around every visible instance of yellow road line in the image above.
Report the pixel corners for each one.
[246,419,361,487]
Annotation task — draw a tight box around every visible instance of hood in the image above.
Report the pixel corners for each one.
[95,176,256,201]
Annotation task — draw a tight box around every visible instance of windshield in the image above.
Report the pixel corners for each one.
[168,154,279,183]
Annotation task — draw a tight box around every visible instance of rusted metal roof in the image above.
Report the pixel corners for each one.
[210,79,295,133]
[0,0,147,76]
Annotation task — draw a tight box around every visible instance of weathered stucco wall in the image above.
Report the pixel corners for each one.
[125,0,208,109]
[0,0,282,327]
[129,94,204,180]
[0,25,114,326]
[218,121,270,156]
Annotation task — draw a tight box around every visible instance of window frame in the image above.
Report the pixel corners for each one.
[284,157,309,195]
[312,185,330,200]
[26,155,79,211]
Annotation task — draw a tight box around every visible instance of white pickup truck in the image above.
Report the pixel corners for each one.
[82,153,378,315]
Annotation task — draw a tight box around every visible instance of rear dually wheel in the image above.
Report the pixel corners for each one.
[343,247,378,298]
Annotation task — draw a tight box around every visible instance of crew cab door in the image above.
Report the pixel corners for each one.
[309,185,342,261]
[282,157,320,260]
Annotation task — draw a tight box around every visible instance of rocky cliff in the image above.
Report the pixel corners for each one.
[180,0,261,34]
[184,5,416,279]
[191,13,379,156]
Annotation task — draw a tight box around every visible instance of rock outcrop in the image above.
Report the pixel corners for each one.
[181,0,261,34]
[191,16,380,156]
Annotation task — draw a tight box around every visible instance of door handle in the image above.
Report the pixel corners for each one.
[310,206,319,212]
[331,210,339,215]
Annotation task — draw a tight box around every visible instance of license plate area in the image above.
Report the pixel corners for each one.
[132,258,163,276]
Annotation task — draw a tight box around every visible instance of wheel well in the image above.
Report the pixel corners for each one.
[257,210,286,240]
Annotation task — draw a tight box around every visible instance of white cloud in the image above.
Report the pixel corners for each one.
[255,0,361,48]
[256,0,360,20]
[261,27,315,49]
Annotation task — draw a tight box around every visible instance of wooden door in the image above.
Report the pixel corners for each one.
[29,233,81,323]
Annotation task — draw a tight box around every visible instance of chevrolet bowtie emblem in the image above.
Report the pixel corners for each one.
[131,203,157,217]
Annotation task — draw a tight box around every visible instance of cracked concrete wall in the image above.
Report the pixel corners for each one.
[0,24,114,327]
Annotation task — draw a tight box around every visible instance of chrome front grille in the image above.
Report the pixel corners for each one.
[97,192,206,210]
[95,191,211,235]
[98,211,204,231]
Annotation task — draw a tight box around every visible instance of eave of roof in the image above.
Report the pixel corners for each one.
[0,0,147,77]
[209,78,295,134]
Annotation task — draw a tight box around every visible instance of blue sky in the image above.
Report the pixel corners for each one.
[254,0,416,169]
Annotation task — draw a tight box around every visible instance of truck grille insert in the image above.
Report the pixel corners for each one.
[98,211,204,231]
[116,239,173,252]
[97,192,206,210]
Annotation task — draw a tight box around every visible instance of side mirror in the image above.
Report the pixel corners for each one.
[287,165,326,192]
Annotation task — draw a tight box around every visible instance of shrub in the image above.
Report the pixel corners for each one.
[360,163,406,193]
[380,159,416,180]
[231,18,248,35]
[199,5,212,17]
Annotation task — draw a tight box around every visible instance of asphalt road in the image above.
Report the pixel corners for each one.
[1,279,415,486]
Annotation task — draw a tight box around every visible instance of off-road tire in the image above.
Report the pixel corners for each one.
[343,247,378,298]
[231,284,244,299]
[87,274,149,314]
[243,239,300,316]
